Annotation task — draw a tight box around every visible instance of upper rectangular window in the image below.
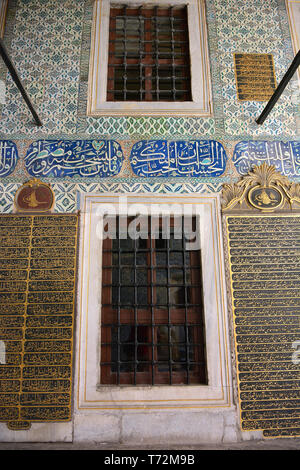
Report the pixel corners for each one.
[88,0,212,116]
[107,6,192,102]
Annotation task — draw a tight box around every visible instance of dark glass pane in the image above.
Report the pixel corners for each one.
[110,285,119,304]
[112,239,119,250]
[137,238,148,250]
[137,326,149,343]
[157,345,169,362]
[171,325,186,343]
[136,268,148,285]
[136,252,148,265]
[170,238,182,250]
[156,252,167,265]
[120,325,134,343]
[137,362,150,372]
[169,251,183,265]
[121,268,134,284]
[156,286,168,305]
[137,344,151,362]
[120,287,134,305]
[157,325,169,343]
[120,362,135,372]
[155,238,167,249]
[137,287,148,304]
[155,268,167,284]
[120,238,135,251]
[169,268,184,284]
[170,286,185,304]
[120,252,134,265]
[120,344,135,361]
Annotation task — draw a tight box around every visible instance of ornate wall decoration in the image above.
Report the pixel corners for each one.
[130,140,227,177]
[25,140,124,178]
[234,53,276,102]
[226,214,300,438]
[0,213,78,430]
[14,179,54,213]
[0,141,18,177]
[222,163,300,212]
[224,165,300,438]
[233,141,300,177]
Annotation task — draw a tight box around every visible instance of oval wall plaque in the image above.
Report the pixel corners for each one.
[14,179,54,212]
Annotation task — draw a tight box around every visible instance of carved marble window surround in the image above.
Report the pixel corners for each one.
[87,0,213,116]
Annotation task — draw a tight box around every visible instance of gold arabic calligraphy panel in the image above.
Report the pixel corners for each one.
[234,53,277,102]
[227,215,300,438]
[0,214,78,430]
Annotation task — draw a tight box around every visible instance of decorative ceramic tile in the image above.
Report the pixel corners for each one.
[25,140,124,178]
[85,116,216,138]
[0,182,20,212]
[54,181,224,213]
[130,140,227,177]
[214,0,297,136]
[233,140,300,176]
[0,140,18,176]
[0,0,84,135]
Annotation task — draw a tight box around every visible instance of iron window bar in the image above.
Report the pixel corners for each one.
[107,5,192,101]
[100,216,207,386]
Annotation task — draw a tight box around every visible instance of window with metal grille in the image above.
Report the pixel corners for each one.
[100,215,207,385]
[107,5,192,101]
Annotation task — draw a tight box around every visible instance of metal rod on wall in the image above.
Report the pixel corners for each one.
[256,50,300,125]
[0,38,43,127]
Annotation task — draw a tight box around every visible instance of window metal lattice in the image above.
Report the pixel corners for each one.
[107,5,192,101]
[100,216,207,385]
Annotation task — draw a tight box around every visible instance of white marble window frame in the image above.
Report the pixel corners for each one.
[87,0,213,116]
[75,193,232,411]
[285,0,300,83]
[0,0,8,37]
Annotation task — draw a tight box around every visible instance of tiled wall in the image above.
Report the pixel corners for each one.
[0,0,298,212]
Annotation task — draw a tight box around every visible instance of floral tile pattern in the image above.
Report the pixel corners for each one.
[214,0,297,136]
[0,0,84,136]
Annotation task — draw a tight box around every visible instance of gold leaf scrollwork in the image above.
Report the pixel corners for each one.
[222,163,300,212]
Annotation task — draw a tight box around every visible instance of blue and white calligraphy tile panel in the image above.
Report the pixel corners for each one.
[25,140,124,178]
[233,141,300,177]
[0,141,18,177]
[130,140,227,177]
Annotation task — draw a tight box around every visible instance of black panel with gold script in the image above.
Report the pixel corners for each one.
[227,215,300,438]
[234,53,276,102]
[0,214,78,430]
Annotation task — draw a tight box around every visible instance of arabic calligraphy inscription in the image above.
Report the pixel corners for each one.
[0,214,78,430]
[130,140,227,177]
[233,141,300,177]
[0,141,18,177]
[234,53,276,101]
[227,215,300,438]
[25,140,124,178]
